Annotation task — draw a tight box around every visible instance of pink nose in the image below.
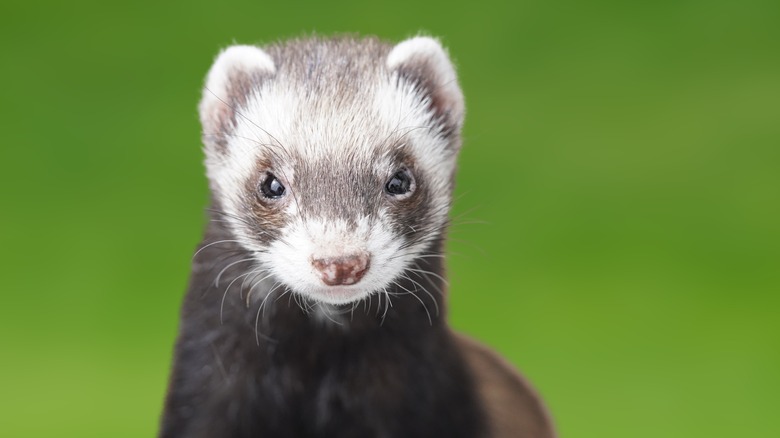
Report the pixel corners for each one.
[312,252,370,286]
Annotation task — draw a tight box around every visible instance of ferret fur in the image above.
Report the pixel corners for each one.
[160,35,556,438]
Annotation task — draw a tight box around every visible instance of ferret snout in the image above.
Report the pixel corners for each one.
[311,252,371,286]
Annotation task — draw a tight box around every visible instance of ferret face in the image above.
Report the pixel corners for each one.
[199,37,464,305]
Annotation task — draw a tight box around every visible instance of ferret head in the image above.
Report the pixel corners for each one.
[199,36,464,305]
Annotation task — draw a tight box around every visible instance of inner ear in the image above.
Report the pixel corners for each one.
[386,37,464,137]
[199,45,276,151]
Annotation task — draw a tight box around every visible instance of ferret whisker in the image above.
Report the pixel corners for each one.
[245,271,276,305]
[257,282,279,321]
[262,281,287,312]
[305,297,317,314]
[397,233,438,251]
[192,239,244,261]
[239,268,260,299]
[214,257,256,287]
[392,280,433,326]
[302,296,314,314]
[387,242,435,261]
[450,218,490,227]
[400,272,441,317]
[350,300,358,321]
[407,265,450,288]
[380,288,392,326]
[273,288,291,303]
[220,268,262,324]
[375,292,383,317]
[415,253,447,260]
[404,272,446,310]
[317,303,344,326]
[291,293,303,313]
[254,302,277,345]
[244,274,270,306]
[225,270,258,299]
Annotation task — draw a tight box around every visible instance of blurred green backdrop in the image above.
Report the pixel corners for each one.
[1,0,778,436]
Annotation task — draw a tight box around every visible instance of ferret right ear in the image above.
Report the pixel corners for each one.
[387,37,464,137]
[199,45,276,145]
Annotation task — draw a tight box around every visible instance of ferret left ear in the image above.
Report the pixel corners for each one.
[199,45,276,149]
[387,36,465,136]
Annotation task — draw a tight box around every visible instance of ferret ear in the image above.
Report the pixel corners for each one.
[199,45,276,146]
[387,36,464,136]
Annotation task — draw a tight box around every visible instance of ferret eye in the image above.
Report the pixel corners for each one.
[385,169,414,196]
[259,173,286,199]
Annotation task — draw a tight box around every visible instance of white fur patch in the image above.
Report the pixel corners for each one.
[260,216,409,305]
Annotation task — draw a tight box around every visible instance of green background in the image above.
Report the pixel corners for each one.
[1,0,778,436]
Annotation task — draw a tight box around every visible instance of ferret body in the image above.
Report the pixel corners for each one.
[160,36,555,438]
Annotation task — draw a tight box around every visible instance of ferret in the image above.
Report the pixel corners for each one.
[160,35,556,438]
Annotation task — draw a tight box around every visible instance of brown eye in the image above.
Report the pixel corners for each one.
[259,173,285,199]
[385,169,414,196]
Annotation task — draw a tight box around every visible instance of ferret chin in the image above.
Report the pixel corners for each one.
[160,35,557,438]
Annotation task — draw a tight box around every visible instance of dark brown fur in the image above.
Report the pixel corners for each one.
[160,218,556,437]
[161,220,489,437]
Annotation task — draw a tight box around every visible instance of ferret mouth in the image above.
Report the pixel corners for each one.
[311,285,370,305]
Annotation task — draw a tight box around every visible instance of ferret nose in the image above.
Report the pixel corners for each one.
[311,252,370,286]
